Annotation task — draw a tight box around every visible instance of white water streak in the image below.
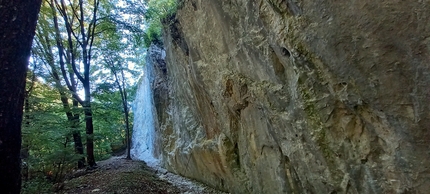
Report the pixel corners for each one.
[130,61,159,167]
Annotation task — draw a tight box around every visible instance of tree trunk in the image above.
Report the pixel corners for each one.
[84,81,96,167]
[111,66,132,160]
[71,115,85,168]
[51,0,98,168]
[0,0,42,193]
[72,131,85,167]
[84,105,96,167]
[21,97,31,182]
[44,1,86,168]
[59,87,85,168]
[57,85,86,168]
[70,110,85,168]
[124,108,131,160]
[122,85,131,160]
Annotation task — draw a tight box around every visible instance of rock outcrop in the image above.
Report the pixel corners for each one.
[148,0,430,193]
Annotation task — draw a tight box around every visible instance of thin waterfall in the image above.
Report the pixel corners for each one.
[130,58,159,166]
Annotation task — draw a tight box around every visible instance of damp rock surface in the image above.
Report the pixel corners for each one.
[148,0,430,193]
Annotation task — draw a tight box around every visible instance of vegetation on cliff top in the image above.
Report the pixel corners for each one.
[143,0,177,47]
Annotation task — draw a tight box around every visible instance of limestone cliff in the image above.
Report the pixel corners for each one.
[148,0,430,193]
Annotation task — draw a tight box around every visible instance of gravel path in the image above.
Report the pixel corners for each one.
[60,156,227,194]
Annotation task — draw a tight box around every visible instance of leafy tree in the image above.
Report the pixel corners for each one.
[107,60,132,159]
[22,79,82,184]
[33,0,120,167]
[33,3,86,168]
[91,89,133,160]
[0,0,42,193]
[23,3,171,190]
[32,0,142,168]
[20,76,84,194]
[51,0,102,167]
[98,30,136,159]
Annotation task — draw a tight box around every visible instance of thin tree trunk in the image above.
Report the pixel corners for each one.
[124,109,131,159]
[121,71,131,160]
[0,0,42,193]
[111,66,131,159]
[21,69,37,181]
[22,97,31,181]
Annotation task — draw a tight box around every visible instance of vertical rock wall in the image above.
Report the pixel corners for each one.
[151,0,430,193]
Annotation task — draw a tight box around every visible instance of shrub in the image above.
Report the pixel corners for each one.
[143,0,177,47]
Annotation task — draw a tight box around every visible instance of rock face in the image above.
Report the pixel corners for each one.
[149,0,430,193]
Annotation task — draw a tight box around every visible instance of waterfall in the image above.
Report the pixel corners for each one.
[130,57,159,166]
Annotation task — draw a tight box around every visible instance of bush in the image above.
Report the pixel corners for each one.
[22,177,53,194]
[143,0,177,47]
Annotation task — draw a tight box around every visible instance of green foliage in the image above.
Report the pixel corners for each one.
[92,84,135,160]
[143,0,177,47]
[21,177,52,194]
[144,23,163,47]
[25,0,142,191]
[22,80,83,184]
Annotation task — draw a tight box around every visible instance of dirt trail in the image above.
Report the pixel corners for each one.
[60,156,226,194]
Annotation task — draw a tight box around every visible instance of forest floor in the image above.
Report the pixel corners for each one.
[59,156,226,194]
